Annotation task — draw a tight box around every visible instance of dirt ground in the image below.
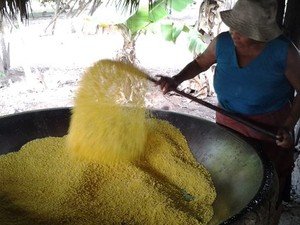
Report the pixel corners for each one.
[0,13,300,224]
[0,15,217,119]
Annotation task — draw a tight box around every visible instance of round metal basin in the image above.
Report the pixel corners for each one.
[0,107,273,225]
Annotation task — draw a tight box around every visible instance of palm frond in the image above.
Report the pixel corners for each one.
[0,0,30,21]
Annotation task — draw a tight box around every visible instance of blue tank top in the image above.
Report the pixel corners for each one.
[214,31,292,115]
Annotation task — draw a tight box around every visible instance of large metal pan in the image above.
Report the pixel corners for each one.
[0,107,273,224]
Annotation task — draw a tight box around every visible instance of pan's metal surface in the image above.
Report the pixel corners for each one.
[0,107,273,225]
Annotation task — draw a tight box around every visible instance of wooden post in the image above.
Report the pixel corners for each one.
[276,0,286,28]
[284,0,300,48]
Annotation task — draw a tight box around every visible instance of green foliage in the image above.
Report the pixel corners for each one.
[160,23,183,43]
[186,27,207,55]
[170,0,193,12]
[125,1,168,35]
[124,0,205,55]
[0,71,5,78]
[125,0,193,35]
[159,22,206,55]
[125,7,165,35]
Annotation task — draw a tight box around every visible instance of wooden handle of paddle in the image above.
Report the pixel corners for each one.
[147,76,277,140]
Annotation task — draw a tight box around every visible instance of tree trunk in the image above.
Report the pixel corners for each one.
[116,25,139,64]
[284,0,300,48]
[0,19,10,77]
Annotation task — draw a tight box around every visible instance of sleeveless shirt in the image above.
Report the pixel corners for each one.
[214,31,292,115]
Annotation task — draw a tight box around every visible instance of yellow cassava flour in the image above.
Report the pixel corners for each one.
[0,60,216,225]
[67,60,149,163]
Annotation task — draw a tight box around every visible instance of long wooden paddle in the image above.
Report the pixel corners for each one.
[147,76,278,140]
